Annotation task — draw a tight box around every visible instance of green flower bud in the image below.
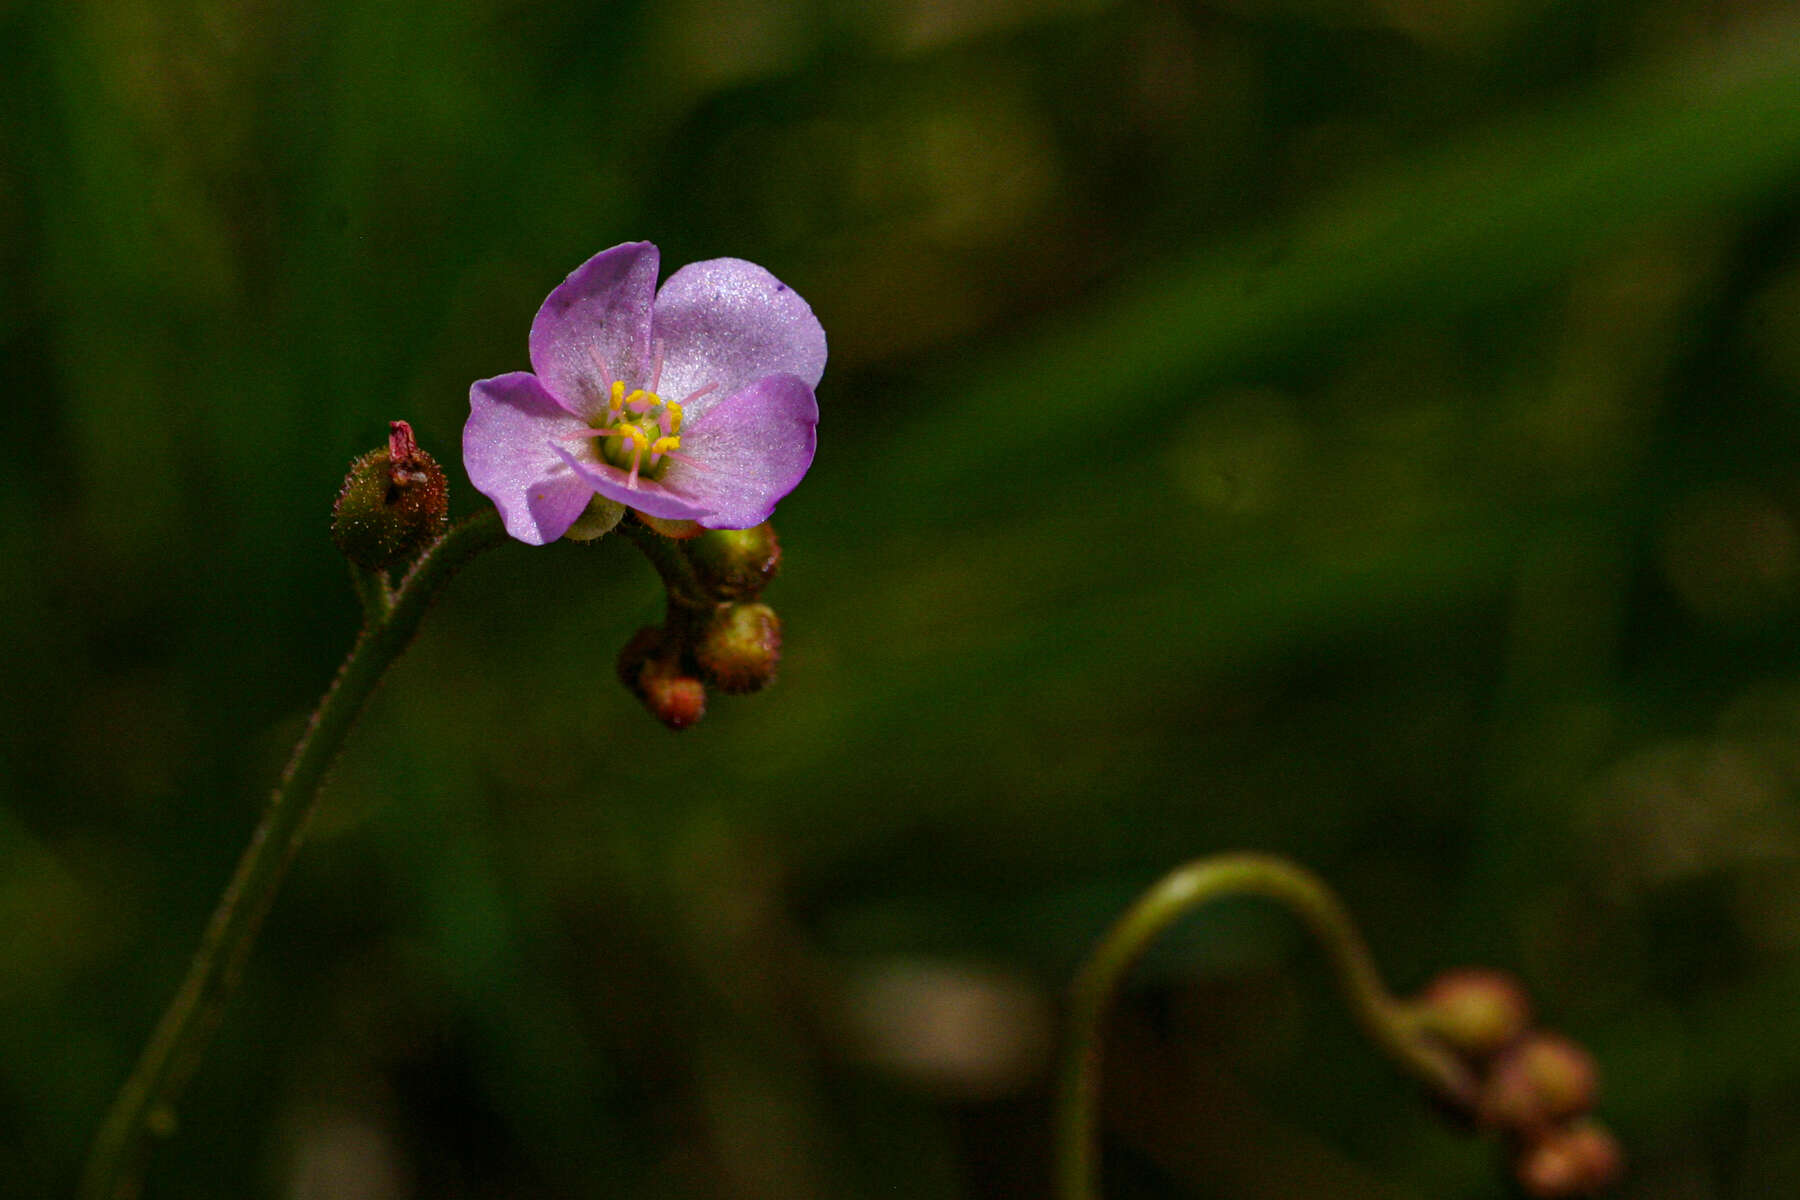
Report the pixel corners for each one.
[564,494,626,542]
[694,602,781,694]
[1412,968,1532,1060]
[685,523,782,600]
[331,421,448,569]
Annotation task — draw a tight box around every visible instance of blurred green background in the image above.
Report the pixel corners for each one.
[9,0,1800,1196]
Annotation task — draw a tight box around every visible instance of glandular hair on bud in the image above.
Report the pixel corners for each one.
[686,523,781,600]
[694,602,781,694]
[331,421,449,569]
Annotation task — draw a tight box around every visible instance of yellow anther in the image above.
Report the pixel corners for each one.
[650,436,681,460]
[624,389,655,414]
[607,380,626,415]
[663,400,684,433]
[608,424,648,451]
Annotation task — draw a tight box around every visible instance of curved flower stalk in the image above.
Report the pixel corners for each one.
[1055,852,1622,1200]
[464,241,825,542]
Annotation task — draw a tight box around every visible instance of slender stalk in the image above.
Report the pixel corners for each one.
[1054,852,1478,1200]
[349,562,394,622]
[616,515,708,607]
[79,508,508,1200]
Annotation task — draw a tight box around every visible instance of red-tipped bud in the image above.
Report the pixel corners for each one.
[685,523,782,600]
[641,670,707,730]
[331,421,449,568]
[616,626,707,730]
[694,603,782,694]
[1414,968,1533,1060]
[1482,1033,1599,1131]
[1514,1120,1624,1197]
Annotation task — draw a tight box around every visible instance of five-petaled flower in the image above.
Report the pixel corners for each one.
[464,242,825,543]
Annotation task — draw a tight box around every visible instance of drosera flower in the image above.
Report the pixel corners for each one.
[463,242,825,544]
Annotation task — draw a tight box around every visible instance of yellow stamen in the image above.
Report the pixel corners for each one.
[610,425,649,452]
[662,400,684,434]
[607,379,627,416]
[650,436,681,462]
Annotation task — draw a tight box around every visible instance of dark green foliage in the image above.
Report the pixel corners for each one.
[8,0,1800,1196]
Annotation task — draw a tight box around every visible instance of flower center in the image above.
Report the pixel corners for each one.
[593,379,684,485]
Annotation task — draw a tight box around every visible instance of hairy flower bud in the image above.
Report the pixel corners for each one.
[694,603,782,694]
[1482,1033,1599,1131]
[331,421,449,568]
[1514,1120,1624,1197]
[686,523,782,600]
[1414,968,1532,1060]
[564,494,626,542]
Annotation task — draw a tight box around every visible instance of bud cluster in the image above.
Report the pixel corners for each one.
[617,520,786,730]
[1409,969,1622,1197]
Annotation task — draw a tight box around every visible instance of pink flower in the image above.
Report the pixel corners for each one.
[464,242,825,543]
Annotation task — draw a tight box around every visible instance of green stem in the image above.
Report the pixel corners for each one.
[1054,852,1477,1200]
[349,562,394,622]
[616,515,709,608]
[79,508,509,1200]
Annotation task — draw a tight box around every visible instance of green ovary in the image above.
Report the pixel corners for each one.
[594,380,683,482]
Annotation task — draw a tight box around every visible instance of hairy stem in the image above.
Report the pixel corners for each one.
[79,507,508,1200]
[349,562,395,622]
[1054,852,1477,1200]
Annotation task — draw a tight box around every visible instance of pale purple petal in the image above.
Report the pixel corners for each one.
[464,372,596,545]
[551,443,713,523]
[662,373,818,529]
[528,242,659,421]
[650,259,827,425]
